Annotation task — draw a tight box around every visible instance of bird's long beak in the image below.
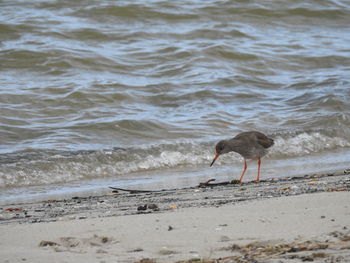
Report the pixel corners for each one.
[210,152,220,167]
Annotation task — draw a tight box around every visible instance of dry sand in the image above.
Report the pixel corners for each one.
[0,171,350,263]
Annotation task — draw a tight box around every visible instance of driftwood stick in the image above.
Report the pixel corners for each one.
[109,179,238,193]
[109,187,162,194]
[198,178,216,187]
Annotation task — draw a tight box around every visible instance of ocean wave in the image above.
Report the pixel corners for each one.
[1,131,349,188]
[1,0,350,191]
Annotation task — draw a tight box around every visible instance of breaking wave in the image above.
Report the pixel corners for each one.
[1,130,349,188]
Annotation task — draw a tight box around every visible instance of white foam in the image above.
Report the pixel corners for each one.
[270,132,350,157]
[1,131,350,188]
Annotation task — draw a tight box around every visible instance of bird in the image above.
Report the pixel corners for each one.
[210,131,274,183]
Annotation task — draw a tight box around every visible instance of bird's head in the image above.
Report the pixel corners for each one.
[210,140,227,167]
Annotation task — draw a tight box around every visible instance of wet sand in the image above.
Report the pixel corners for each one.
[0,170,350,263]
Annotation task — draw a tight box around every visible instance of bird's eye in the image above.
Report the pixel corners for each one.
[216,142,225,153]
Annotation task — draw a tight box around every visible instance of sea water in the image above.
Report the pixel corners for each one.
[1,0,350,204]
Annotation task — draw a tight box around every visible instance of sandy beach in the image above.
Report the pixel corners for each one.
[1,170,350,263]
[2,0,350,262]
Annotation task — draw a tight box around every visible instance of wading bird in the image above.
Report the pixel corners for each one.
[210,131,274,183]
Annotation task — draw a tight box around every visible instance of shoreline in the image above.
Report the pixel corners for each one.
[0,170,349,262]
[1,169,349,223]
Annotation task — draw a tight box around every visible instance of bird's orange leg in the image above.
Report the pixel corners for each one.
[239,159,247,184]
[256,157,261,182]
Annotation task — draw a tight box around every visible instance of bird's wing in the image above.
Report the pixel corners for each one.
[256,133,274,148]
[233,131,274,149]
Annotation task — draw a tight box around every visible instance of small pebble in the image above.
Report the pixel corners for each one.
[137,205,147,211]
[129,248,143,252]
[148,204,159,211]
[39,240,58,247]
[101,236,109,243]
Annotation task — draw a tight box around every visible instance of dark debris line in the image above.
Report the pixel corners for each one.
[0,170,349,225]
